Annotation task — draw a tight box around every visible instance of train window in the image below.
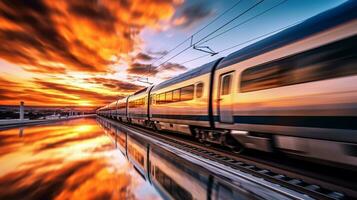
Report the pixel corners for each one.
[165,91,173,103]
[155,167,193,200]
[173,89,180,102]
[156,94,160,104]
[118,103,125,109]
[240,35,357,92]
[221,75,232,95]
[180,85,194,101]
[150,95,155,105]
[128,144,144,167]
[195,83,203,98]
[159,93,165,104]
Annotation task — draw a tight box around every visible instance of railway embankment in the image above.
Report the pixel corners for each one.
[0,114,95,130]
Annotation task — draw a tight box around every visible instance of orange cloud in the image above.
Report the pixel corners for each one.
[0,0,179,73]
[0,0,185,106]
[0,77,135,106]
[127,62,187,77]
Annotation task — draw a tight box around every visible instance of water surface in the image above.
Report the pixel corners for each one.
[0,118,161,200]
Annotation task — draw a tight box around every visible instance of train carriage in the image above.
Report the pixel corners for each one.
[116,96,130,122]
[100,105,109,117]
[107,100,118,119]
[150,60,221,135]
[211,2,357,165]
[127,86,153,126]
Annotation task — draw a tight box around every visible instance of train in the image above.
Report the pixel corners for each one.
[97,1,357,168]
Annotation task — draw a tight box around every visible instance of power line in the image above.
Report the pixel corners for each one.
[178,20,303,66]
[154,0,265,72]
[197,0,288,45]
[148,0,243,67]
[217,20,301,53]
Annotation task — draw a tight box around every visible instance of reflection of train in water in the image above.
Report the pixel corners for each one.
[98,118,305,200]
[97,1,357,168]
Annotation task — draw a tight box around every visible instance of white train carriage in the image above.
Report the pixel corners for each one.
[116,96,130,122]
[127,87,153,126]
[97,107,103,116]
[211,2,357,165]
[150,60,221,135]
[101,105,109,117]
[107,100,118,119]
[96,107,101,116]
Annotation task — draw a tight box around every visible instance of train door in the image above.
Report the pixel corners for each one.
[218,72,234,123]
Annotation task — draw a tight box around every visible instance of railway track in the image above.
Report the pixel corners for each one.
[99,116,357,200]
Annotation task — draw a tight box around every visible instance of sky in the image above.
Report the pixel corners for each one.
[0,0,346,107]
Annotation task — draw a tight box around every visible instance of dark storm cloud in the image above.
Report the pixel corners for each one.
[0,0,179,74]
[85,77,143,92]
[173,2,214,28]
[34,80,123,103]
[127,62,187,76]
[128,62,158,76]
[147,49,169,56]
[0,0,103,72]
[161,62,187,71]
[134,52,154,61]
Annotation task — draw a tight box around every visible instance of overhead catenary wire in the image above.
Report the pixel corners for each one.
[179,19,303,65]
[197,0,288,46]
[179,0,289,65]
[153,0,265,72]
[148,0,244,67]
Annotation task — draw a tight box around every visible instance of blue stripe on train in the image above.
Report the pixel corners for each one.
[232,116,357,130]
[151,114,210,121]
[150,114,357,130]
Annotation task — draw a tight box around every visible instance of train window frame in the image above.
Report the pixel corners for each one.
[240,35,357,93]
[165,91,173,103]
[195,82,204,98]
[180,85,194,101]
[150,95,155,105]
[159,93,165,104]
[156,94,161,104]
[173,89,180,102]
[154,166,193,200]
[221,74,232,95]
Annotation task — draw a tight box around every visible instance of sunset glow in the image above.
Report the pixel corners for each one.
[0,0,344,107]
[0,0,186,106]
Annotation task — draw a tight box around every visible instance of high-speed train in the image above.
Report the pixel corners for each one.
[97,1,357,167]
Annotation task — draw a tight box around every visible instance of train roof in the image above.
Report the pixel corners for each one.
[217,0,357,69]
[108,100,117,109]
[151,58,222,92]
[130,86,153,98]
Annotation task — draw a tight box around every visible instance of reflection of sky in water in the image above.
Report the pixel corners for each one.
[0,118,161,200]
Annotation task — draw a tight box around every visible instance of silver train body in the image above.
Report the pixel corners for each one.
[97,1,357,167]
